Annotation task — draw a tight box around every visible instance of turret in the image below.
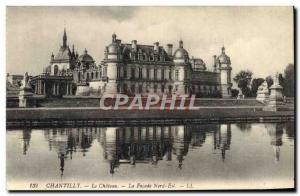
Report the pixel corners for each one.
[173,40,190,95]
[131,40,137,51]
[63,28,67,48]
[154,42,159,52]
[103,33,119,95]
[112,32,117,43]
[51,52,54,61]
[216,46,232,98]
[212,55,217,72]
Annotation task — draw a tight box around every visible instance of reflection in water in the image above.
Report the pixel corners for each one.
[22,129,31,155]
[214,124,231,162]
[267,124,284,162]
[18,123,293,177]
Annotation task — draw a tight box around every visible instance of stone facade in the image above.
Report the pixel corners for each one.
[30,29,233,98]
[101,33,232,97]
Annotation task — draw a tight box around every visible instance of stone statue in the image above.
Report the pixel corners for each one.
[256,81,269,102]
[19,72,34,107]
[21,72,31,89]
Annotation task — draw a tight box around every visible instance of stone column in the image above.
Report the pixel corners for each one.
[53,83,56,95]
[36,81,39,95]
[69,83,72,95]
[35,83,38,94]
[66,83,69,96]
[43,81,46,95]
[39,80,42,95]
[57,83,60,96]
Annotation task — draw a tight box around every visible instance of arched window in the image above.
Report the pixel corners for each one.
[86,73,90,81]
[53,65,58,76]
[91,72,94,79]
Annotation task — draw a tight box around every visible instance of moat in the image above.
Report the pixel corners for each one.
[6,122,294,190]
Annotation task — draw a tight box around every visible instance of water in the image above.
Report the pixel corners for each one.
[6,122,294,190]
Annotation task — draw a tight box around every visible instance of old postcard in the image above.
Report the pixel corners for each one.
[6,6,295,191]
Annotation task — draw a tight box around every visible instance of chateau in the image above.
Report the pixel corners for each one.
[30,29,233,98]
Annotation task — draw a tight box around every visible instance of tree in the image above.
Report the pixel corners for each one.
[265,75,273,88]
[251,78,265,97]
[283,64,294,97]
[231,89,239,98]
[266,74,284,87]
[233,70,253,97]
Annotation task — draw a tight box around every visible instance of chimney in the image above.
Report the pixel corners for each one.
[167,44,173,56]
[132,40,137,51]
[154,42,159,52]
[213,55,217,71]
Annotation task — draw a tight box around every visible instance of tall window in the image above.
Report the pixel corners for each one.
[53,65,58,76]
[175,70,179,80]
[161,85,165,93]
[123,68,127,78]
[123,84,128,94]
[168,85,172,94]
[86,72,90,81]
[78,72,81,81]
[161,69,165,80]
[131,68,135,79]
[146,68,150,79]
[131,85,135,94]
[139,85,143,93]
[103,67,107,76]
[169,68,172,80]
[139,68,143,79]
[154,69,157,80]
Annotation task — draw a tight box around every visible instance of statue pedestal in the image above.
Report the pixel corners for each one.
[221,84,231,98]
[237,91,244,100]
[19,87,35,108]
[104,81,118,95]
[256,90,269,102]
[263,83,284,111]
[76,83,90,96]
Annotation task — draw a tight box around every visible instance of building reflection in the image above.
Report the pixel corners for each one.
[266,123,284,162]
[22,129,32,155]
[43,127,102,176]
[100,124,230,173]
[213,124,231,161]
[284,122,294,141]
[18,122,293,176]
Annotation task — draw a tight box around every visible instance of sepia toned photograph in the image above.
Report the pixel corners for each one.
[6,6,295,191]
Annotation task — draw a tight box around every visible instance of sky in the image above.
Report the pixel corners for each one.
[6,6,294,78]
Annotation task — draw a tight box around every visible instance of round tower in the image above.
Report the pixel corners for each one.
[173,40,190,95]
[216,46,232,98]
[104,33,119,95]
